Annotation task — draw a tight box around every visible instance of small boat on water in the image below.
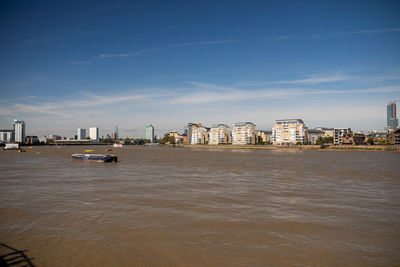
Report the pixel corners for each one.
[72,153,118,162]
[105,148,112,151]
[4,143,19,150]
[113,144,123,148]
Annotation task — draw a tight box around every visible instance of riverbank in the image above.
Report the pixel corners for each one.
[169,144,400,152]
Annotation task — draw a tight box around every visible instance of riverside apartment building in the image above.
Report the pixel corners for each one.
[190,126,210,144]
[272,119,308,145]
[231,122,257,145]
[209,124,231,144]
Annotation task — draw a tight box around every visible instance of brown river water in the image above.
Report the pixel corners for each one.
[0,145,399,266]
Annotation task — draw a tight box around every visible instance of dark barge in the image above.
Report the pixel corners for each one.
[72,154,118,162]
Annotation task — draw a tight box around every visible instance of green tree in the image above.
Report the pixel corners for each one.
[367,138,374,145]
[315,136,324,145]
[159,136,175,144]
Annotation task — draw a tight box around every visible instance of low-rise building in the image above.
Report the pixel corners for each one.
[366,131,390,145]
[25,136,39,144]
[182,134,188,144]
[168,130,183,144]
[232,122,257,145]
[341,132,366,146]
[391,128,400,145]
[209,124,231,144]
[353,133,367,145]
[38,136,48,143]
[191,126,209,144]
[334,128,351,145]
[308,129,324,144]
[258,130,272,143]
[48,134,61,140]
[272,119,308,145]
[315,127,335,138]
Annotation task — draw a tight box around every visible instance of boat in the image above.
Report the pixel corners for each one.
[18,149,26,152]
[4,143,19,150]
[72,153,118,162]
[105,148,112,151]
[113,143,123,148]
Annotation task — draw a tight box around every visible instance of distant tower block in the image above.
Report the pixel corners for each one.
[387,102,398,130]
[145,123,155,143]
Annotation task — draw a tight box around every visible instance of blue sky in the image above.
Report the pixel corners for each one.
[1,0,400,138]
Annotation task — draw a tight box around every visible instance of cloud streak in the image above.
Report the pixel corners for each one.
[258,35,301,40]
[236,73,353,87]
[329,28,400,37]
[2,79,399,136]
[274,73,352,85]
[69,40,233,64]
[260,28,400,41]
[5,82,400,118]
[168,40,233,47]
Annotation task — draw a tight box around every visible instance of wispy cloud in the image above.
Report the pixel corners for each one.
[329,28,400,37]
[236,73,353,86]
[69,40,232,64]
[97,47,160,58]
[258,35,301,40]
[168,40,233,47]
[260,28,400,41]
[2,81,399,135]
[166,82,400,105]
[274,73,352,85]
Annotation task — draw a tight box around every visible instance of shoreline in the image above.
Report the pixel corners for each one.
[168,144,400,152]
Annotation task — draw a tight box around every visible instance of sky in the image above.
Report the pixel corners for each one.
[0,0,400,138]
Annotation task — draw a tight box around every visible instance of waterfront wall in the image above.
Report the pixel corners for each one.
[176,144,400,152]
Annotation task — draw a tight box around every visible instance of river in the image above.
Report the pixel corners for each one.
[0,146,399,266]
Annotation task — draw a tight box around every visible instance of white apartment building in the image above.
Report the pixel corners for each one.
[231,122,257,145]
[0,130,14,143]
[272,119,308,145]
[191,126,209,144]
[14,119,25,143]
[185,123,202,144]
[209,124,230,144]
[89,127,99,140]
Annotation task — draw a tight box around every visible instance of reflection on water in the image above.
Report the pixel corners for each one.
[1,146,400,266]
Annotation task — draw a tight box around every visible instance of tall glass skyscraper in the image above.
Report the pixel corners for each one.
[387,102,398,130]
[145,123,154,143]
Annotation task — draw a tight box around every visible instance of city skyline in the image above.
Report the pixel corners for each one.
[1,1,400,137]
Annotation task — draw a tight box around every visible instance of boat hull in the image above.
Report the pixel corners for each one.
[72,154,118,162]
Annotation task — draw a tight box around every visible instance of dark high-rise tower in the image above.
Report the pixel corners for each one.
[387,102,398,130]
